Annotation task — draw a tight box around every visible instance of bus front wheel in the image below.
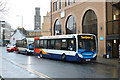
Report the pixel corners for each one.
[40,53,43,58]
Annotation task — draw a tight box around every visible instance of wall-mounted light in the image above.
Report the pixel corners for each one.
[62,31,64,34]
[113,15,117,20]
[114,40,116,44]
[100,26,102,30]
[78,30,80,33]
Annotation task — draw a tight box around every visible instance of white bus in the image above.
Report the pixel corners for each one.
[34,34,97,61]
[16,38,34,55]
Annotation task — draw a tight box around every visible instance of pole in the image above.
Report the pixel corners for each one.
[118,44,120,63]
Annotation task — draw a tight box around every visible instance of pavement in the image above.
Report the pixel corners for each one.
[95,57,120,67]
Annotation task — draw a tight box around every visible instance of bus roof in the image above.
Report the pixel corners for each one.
[34,34,95,40]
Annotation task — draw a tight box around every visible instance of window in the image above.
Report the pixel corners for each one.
[51,40,55,49]
[57,0,59,10]
[59,0,62,9]
[55,40,61,50]
[48,40,51,49]
[106,3,120,35]
[53,2,56,12]
[61,39,67,50]
[82,10,97,37]
[113,21,119,34]
[43,40,47,49]
[35,40,39,48]
[66,15,76,34]
[107,22,112,35]
[68,0,72,5]
[40,40,44,48]
[54,19,62,35]
[23,40,27,48]
[65,0,68,7]
[16,40,24,47]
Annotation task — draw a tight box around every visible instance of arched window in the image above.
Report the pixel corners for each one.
[82,10,97,36]
[66,15,76,34]
[54,19,62,35]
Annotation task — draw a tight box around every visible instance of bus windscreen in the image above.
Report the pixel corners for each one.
[78,35,96,51]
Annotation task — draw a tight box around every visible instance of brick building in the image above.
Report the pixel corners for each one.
[42,12,51,36]
[51,0,120,58]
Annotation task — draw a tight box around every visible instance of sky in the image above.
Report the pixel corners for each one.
[2,0,50,30]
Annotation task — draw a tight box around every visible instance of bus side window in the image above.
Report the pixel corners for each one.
[43,40,47,49]
[40,40,44,48]
[55,39,61,50]
[51,40,55,49]
[48,40,51,49]
[61,39,67,50]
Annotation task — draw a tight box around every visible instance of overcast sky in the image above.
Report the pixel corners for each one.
[3,0,50,30]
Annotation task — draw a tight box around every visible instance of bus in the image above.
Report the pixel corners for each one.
[34,34,97,61]
[16,38,34,55]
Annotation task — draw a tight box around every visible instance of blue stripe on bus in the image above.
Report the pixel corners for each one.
[33,52,97,61]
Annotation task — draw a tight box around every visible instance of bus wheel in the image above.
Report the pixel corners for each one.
[61,54,66,61]
[39,53,43,58]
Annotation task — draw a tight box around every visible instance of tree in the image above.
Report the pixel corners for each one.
[0,0,7,19]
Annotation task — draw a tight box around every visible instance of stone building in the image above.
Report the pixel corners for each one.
[51,0,120,58]
[42,12,51,36]
[34,7,41,30]
[26,30,42,38]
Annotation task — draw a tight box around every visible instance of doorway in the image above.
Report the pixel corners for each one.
[106,40,119,58]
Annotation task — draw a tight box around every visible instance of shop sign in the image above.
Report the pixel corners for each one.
[0,40,3,42]
[100,37,104,40]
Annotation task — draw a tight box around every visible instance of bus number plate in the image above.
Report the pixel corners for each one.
[86,59,91,61]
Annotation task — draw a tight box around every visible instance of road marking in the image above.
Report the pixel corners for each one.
[0,56,55,80]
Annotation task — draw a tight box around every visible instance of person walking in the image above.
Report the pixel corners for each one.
[107,43,112,58]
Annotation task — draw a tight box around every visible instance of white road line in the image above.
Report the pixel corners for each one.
[0,56,55,80]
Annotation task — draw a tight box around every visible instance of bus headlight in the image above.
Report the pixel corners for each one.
[78,54,83,58]
[93,54,97,58]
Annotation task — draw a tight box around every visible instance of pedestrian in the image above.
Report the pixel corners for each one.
[107,43,112,58]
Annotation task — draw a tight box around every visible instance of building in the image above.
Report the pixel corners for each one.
[26,30,42,38]
[10,29,26,46]
[0,22,2,45]
[51,0,120,58]
[42,12,51,36]
[0,21,11,45]
[34,7,41,30]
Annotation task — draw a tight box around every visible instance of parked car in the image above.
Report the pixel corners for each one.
[7,46,16,52]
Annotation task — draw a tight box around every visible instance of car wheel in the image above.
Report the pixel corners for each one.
[11,49,14,52]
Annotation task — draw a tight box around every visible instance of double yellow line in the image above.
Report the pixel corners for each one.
[0,56,54,80]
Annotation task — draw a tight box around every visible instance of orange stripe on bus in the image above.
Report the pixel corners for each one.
[40,49,50,55]
[34,37,40,40]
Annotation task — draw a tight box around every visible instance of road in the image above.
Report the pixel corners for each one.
[0,47,119,79]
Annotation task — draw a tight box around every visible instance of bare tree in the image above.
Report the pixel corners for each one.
[0,0,8,19]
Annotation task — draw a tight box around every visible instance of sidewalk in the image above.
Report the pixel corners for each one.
[95,57,120,67]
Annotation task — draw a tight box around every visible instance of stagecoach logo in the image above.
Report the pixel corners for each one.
[81,36,93,39]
